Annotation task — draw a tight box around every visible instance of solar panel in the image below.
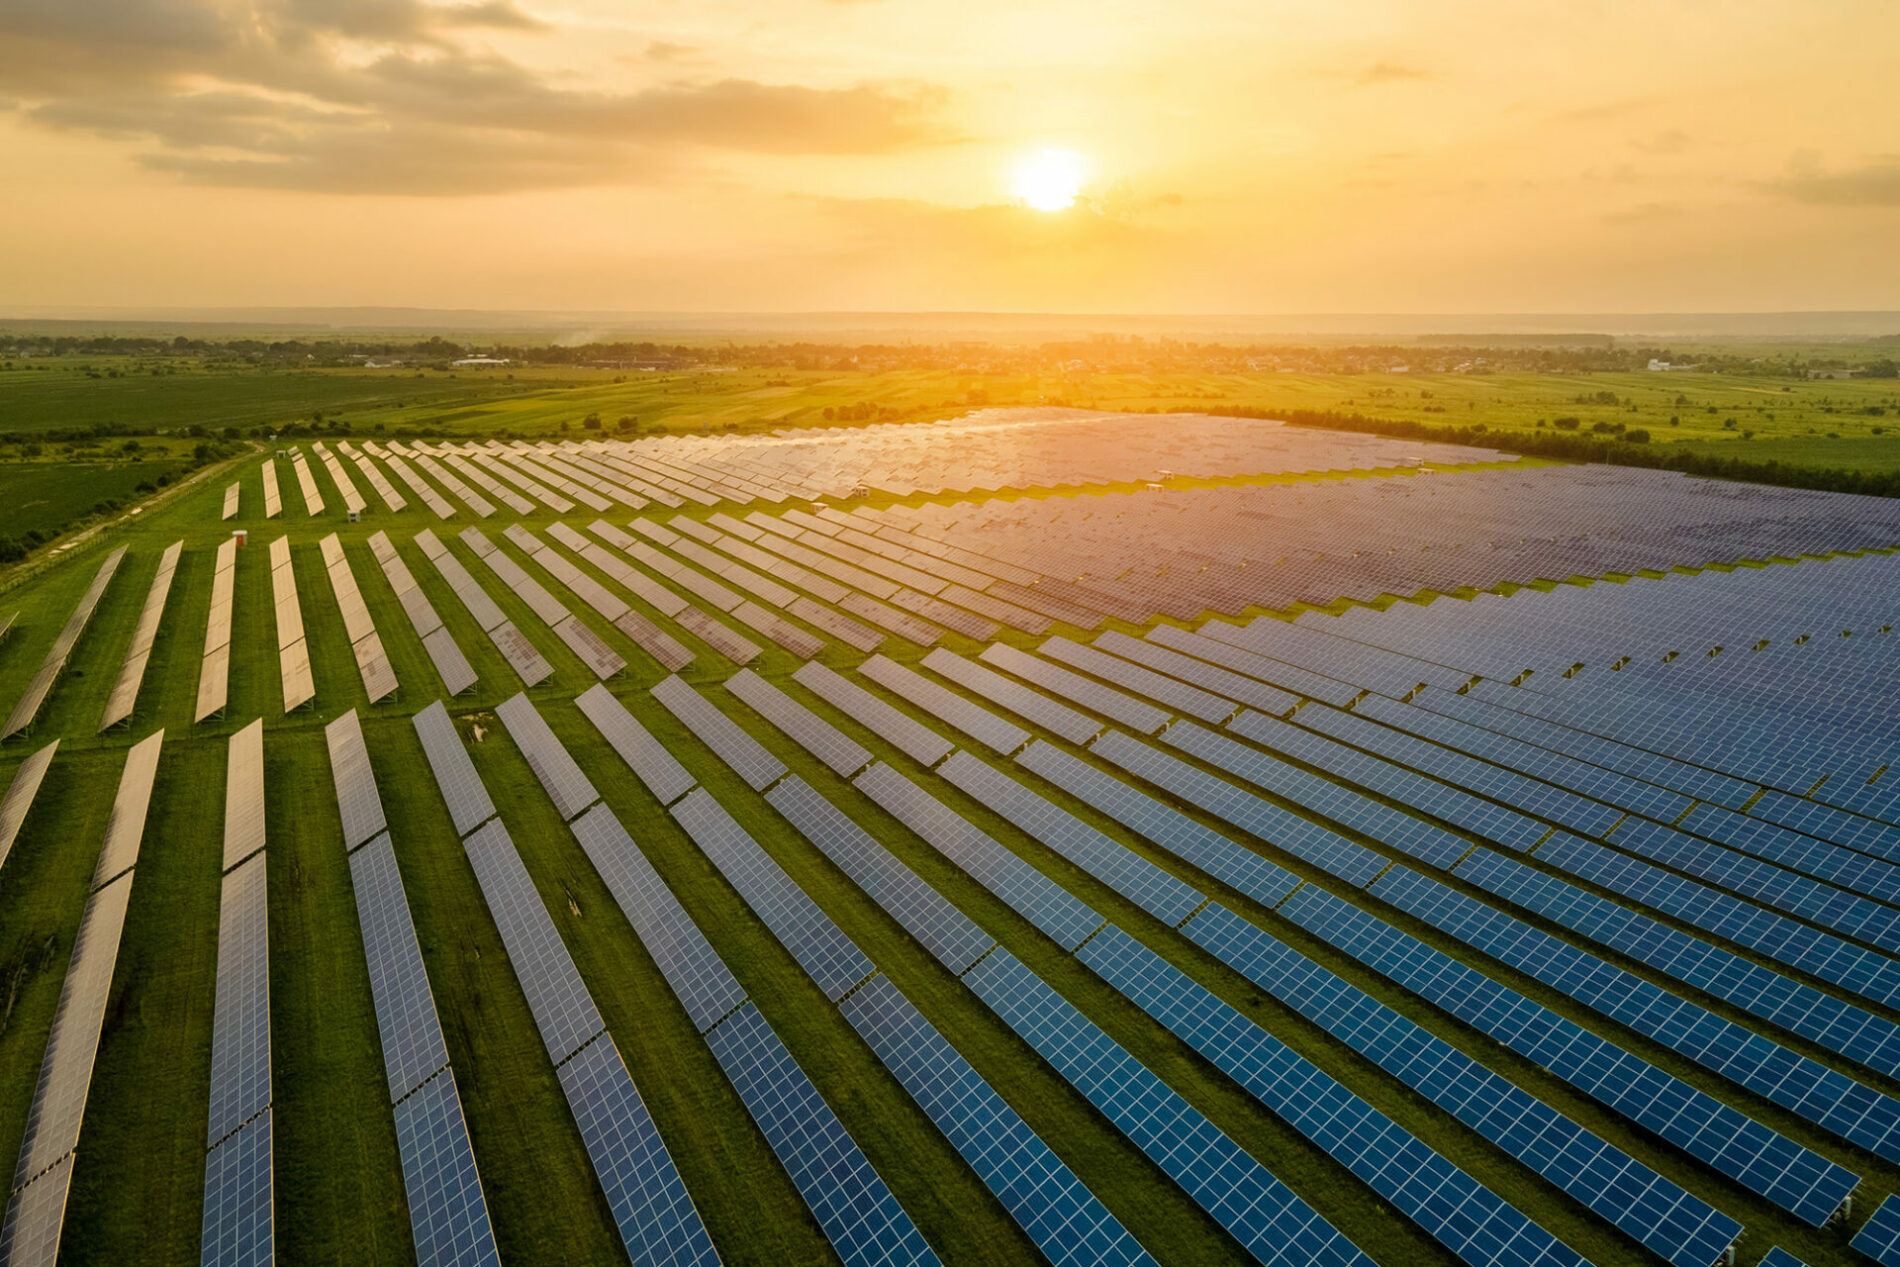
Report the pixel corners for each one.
[552,615,626,680]
[92,729,164,890]
[961,948,1370,1267]
[198,1110,273,1267]
[854,762,1103,951]
[702,1002,939,1267]
[791,662,953,767]
[725,669,871,777]
[348,832,452,1101]
[205,853,272,1146]
[921,649,1102,745]
[650,675,786,791]
[5,869,134,1196]
[1013,741,1301,911]
[977,643,1169,734]
[858,655,1029,756]
[938,751,1205,926]
[839,972,1153,1267]
[391,1069,500,1267]
[568,803,746,1030]
[224,720,265,871]
[0,740,58,877]
[574,685,698,807]
[766,777,995,976]
[555,1035,721,1267]
[1858,1195,1900,1264]
[495,694,599,821]
[462,818,605,1063]
[414,702,496,836]
[671,788,874,1000]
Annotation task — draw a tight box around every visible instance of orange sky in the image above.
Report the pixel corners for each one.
[3,0,1898,313]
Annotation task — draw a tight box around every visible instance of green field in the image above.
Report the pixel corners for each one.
[0,415,1896,1267]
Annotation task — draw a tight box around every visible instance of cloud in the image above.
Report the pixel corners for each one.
[0,0,955,194]
[1766,156,1900,206]
[1356,62,1430,86]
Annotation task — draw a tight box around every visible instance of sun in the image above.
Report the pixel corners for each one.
[1012,149,1088,212]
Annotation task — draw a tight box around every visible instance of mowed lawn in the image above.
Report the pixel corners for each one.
[0,436,1893,1267]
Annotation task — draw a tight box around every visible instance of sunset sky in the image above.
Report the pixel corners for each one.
[4,0,1899,314]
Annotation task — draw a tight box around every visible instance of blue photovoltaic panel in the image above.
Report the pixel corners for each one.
[462,819,605,1064]
[840,973,1156,1267]
[671,788,874,1000]
[414,702,496,837]
[920,649,1102,745]
[1014,741,1301,912]
[1080,926,1589,1267]
[205,853,272,1147]
[568,804,746,1033]
[726,669,871,777]
[651,675,786,792]
[1859,1196,1900,1266]
[350,835,452,1101]
[1181,903,1741,1267]
[963,949,1371,1267]
[859,654,1030,756]
[706,1002,939,1267]
[766,777,994,976]
[495,693,599,821]
[392,1070,501,1267]
[574,684,698,807]
[978,643,1169,734]
[937,751,1205,926]
[199,1112,272,1267]
[556,1035,721,1267]
[854,762,1104,951]
[792,661,954,768]
[1092,730,1389,888]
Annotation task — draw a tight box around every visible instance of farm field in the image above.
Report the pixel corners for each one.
[3,413,1900,1267]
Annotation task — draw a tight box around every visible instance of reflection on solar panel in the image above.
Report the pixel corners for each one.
[0,739,57,878]
[767,777,994,976]
[462,818,606,1062]
[573,684,697,807]
[860,655,1029,756]
[3,546,126,740]
[671,788,874,1000]
[391,1070,500,1267]
[205,852,271,1146]
[495,694,599,821]
[791,661,953,768]
[101,541,183,731]
[555,1036,721,1267]
[977,643,1169,734]
[199,1108,272,1267]
[703,1002,939,1267]
[921,648,1101,745]
[840,973,1156,1267]
[725,669,871,777]
[938,752,1205,926]
[854,762,1103,951]
[224,719,266,871]
[414,702,496,836]
[962,949,1370,1267]
[1078,925,1588,1267]
[650,675,786,791]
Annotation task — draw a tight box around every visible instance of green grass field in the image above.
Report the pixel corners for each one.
[0,427,1896,1267]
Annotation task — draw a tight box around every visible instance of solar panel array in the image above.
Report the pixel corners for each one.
[268,536,316,712]
[1,731,161,1267]
[414,528,552,687]
[320,533,398,703]
[2,546,126,741]
[99,540,183,731]
[197,537,239,722]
